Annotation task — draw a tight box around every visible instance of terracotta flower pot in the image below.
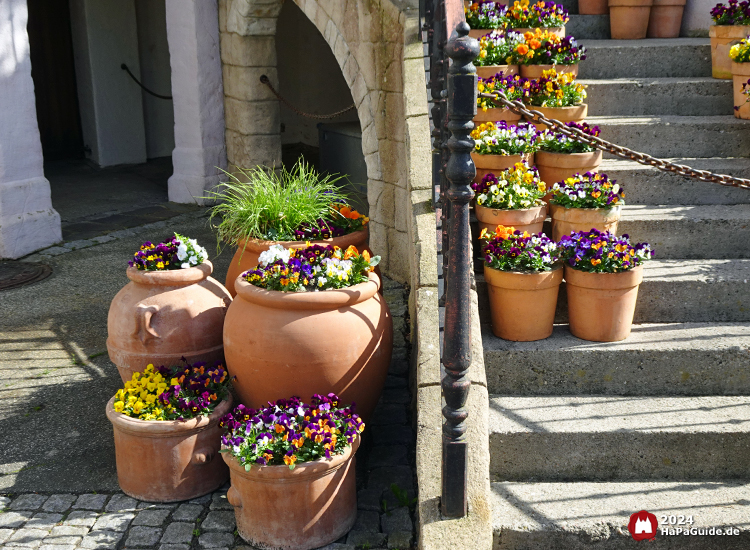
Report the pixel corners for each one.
[475,107,523,124]
[564,264,644,341]
[534,150,603,190]
[223,272,392,422]
[477,64,519,79]
[223,437,360,550]
[512,26,566,38]
[484,265,563,341]
[106,396,232,502]
[524,104,588,131]
[732,61,750,119]
[472,152,535,183]
[475,203,547,235]
[710,25,750,79]
[520,64,579,79]
[549,203,622,240]
[469,28,496,39]
[646,0,686,37]
[579,0,609,15]
[224,229,369,297]
[608,0,653,39]
[107,262,231,384]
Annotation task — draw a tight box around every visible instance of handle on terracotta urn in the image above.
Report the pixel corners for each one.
[191,448,215,465]
[227,486,242,509]
[135,305,160,344]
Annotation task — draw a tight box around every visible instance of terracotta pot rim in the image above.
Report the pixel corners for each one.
[608,0,653,6]
[234,271,381,310]
[476,64,517,70]
[549,203,623,213]
[485,264,563,277]
[234,228,369,253]
[530,103,588,114]
[564,263,644,289]
[731,61,750,76]
[126,261,213,286]
[106,395,233,437]
[710,24,750,37]
[222,436,360,482]
[651,0,685,5]
[475,204,546,214]
[535,149,603,161]
[471,152,533,169]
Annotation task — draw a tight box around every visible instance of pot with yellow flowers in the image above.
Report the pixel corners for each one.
[521,68,588,130]
[549,172,625,240]
[105,362,233,502]
[710,2,750,79]
[535,122,603,195]
[466,1,509,38]
[476,72,527,123]
[471,121,540,182]
[510,29,586,78]
[475,30,524,78]
[730,36,750,119]
[505,0,569,37]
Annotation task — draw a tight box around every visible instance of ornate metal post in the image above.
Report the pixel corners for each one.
[429,0,445,210]
[441,21,478,519]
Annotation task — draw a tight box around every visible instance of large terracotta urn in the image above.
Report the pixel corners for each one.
[520,63,579,79]
[732,62,750,119]
[524,104,588,131]
[107,262,231,383]
[534,150,603,190]
[224,229,369,297]
[106,396,232,502]
[475,203,547,235]
[223,437,359,550]
[472,152,535,183]
[550,203,621,240]
[710,25,750,79]
[223,272,392,422]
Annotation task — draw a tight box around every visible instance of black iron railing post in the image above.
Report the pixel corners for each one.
[441,21,478,519]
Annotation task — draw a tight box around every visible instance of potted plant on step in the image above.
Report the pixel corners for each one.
[730,36,750,118]
[549,172,625,240]
[609,0,654,39]
[220,394,364,550]
[710,1,750,79]
[471,121,540,182]
[466,1,509,38]
[223,243,392,422]
[506,0,569,36]
[107,234,230,383]
[535,122,603,194]
[647,0,687,37]
[510,29,586,78]
[522,68,588,130]
[472,162,548,234]
[475,30,524,78]
[106,362,233,502]
[480,224,562,341]
[476,72,527,123]
[579,0,609,15]
[559,229,653,341]
[207,160,370,297]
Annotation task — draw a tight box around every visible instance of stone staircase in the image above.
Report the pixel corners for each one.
[474,19,750,550]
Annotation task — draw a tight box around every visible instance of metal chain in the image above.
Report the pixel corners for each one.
[480,91,750,190]
[260,75,356,120]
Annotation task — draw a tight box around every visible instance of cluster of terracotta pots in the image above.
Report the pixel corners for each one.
[608,0,686,39]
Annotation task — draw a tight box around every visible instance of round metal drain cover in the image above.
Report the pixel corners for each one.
[0,261,52,291]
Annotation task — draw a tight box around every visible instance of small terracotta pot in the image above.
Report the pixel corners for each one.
[511,26,566,38]
[564,264,644,342]
[475,203,547,235]
[732,62,750,120]
[477,64,519,79]
[224,437,360,550]
[520,64,579,79]
[472,152,535,183]
[647,0,686,38]
[549,203,622,240]
[608,0,653,39]
[710,25,750,79]
[106,396,232,502]
[524,104,588,131]
[534,150,603,190]
[475,107,522,124]
[223,272,392,422]
[224,229,369,297]
[579,0,609,14]
[484,265,563,341]
[107,262,231,383]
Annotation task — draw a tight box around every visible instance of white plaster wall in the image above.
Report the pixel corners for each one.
[682,0,714,36]
[69,0,147,166]
[135,0,174,159]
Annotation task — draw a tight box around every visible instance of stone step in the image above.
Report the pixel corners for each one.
[589,116,750,159]
[488,395,750,481]
[597,158,750,205]
[491,481,750,548]
[578,38,711,79]
[581,78,733,117]
[567,14,609,39]
[482,322,750,396]
[475,259,750,324]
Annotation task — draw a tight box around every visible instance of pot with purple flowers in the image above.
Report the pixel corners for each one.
[535,122,603,195]
[475,30,523,79]
[709,1,750,79]
[476,72,526,123]
[470,121,539,182]
[505,0,569,37]
[466,1,509,38]
[521,69,588,131]
[509,29,586,78]
[559,230,653,341]
[220,394,364,550]
[549,172,624,240]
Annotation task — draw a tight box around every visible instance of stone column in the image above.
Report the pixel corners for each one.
[165,0,228,204]
[0,0,62,259]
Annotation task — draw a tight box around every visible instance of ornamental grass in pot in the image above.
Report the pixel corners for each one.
[106,362,233,502]
[223,244,392,423]
[207,160,370,297]
[476,71,527,123]
[472,162,548,234]
[107,234,230,383]
[505,0,569,37]
[510,29,586,78]
[475,30,524,79]
[220,394,364,550]
[522,68,588,130]
[730,37,750,118]
[560,230,653,341]
[480,224,562,341]
[535,122,603,194]
[710,1,750,79]
[471,121,539,182]
[549,172,624,240]
[466,1,509,38]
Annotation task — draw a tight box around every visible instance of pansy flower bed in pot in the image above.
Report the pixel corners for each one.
[476,71,527,123]
[472,162,548,234]
[480,225,562,341]
[510,29,586,78]
[506,0,569,36]
[207,160,371,297]
[475,30,524,78]
[535,121,602,193]
[549,172,625,240]
[466,1,509,38]
[105,362,233,502]
[223,244,392,422]
[107,234,230,383]
[730,36,750,118]
[522,68,588,130]
[220,394,364,550]
[560,230,653,341]
[471,121,539,182]
[710,1,750,78]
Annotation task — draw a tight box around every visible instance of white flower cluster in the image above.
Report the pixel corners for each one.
[258,244,291,267]
[321,257,353,284]
[175,233,208,269]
